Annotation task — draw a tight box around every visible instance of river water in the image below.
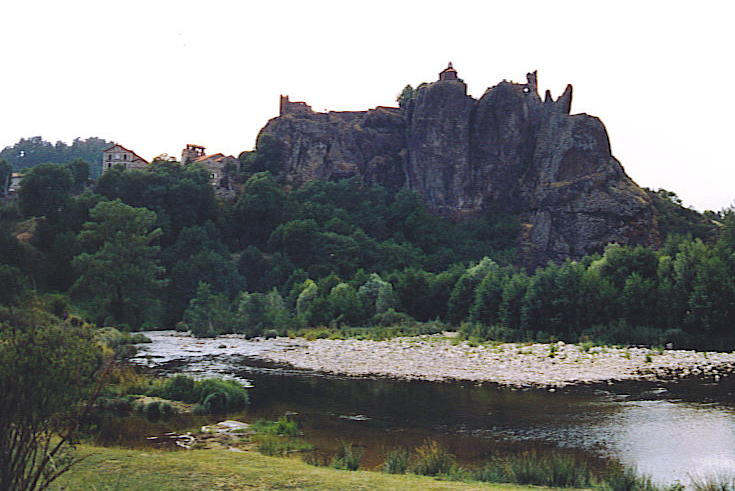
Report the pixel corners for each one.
[133,331,735,485]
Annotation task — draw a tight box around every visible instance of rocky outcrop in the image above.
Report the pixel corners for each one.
[262,99,406,190]
[257,67,659,266]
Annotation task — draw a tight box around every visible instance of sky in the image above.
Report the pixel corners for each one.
[1,0,732,211]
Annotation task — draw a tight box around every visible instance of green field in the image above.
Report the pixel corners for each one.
[52,445,549,491]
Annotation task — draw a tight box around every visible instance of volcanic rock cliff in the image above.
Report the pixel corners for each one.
[258,64,659,266]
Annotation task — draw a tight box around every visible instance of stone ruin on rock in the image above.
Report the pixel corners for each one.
[257,63,660,266]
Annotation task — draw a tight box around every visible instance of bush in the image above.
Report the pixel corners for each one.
[263,329,279,339]
[382,448,409,474]
[411,439,454,476]
[160,374,197,403]
[371,308,413,327]
[142,400,174,422]
[252,416,300,436]
[97,396,133,416]
[330,441,363,471]
[195,378,249,414]
[580,322,683,347]
[128,375,249,415]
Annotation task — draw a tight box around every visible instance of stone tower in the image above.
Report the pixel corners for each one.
[439,62,459,81]
[181,144,205,165]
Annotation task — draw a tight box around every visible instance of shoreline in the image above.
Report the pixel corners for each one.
[253,334,735,389]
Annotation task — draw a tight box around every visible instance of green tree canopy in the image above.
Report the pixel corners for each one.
[18,163,74,218]
[72,200,166,329]
[0,304,105,490]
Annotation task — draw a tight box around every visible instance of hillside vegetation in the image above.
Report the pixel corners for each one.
[1,147,734,349]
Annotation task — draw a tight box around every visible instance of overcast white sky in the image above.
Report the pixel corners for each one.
[1,0,732,211]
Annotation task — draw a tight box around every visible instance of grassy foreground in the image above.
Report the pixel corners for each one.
[52,445,547,491]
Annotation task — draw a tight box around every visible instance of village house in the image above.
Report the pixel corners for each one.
[101,143,148,174]
[8,173,24,193]
[180,144,238,190]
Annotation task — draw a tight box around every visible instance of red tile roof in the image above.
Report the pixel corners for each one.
[102,143,149,164]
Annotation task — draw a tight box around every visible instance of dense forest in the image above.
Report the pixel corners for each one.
[1,138,734,350]
[0,136,113,177]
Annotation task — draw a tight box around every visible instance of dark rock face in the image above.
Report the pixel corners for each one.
[260,105,406,190]
[259,69,659,266]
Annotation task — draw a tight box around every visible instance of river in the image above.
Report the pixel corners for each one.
[132,331,735,485]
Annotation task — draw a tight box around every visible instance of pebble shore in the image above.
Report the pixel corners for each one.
[257,334,735,388]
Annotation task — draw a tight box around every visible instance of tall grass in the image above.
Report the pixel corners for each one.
[690,475,735,491]
[254,434,312,457]
[382,448,410,474]
[251,416,300,436]
[470,451,593,488]
[330,441,363,471]
[411,439,455,476]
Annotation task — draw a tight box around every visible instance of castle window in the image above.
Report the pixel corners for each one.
[123,154,128,160]
[107,154,112,161]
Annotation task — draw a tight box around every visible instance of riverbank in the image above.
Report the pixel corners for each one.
[255,334,735,388]
[134,331,735,389]
[51,444,539,490]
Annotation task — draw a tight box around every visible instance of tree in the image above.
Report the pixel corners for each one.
[0,265,27,305]
[447,258,498,324]
[498,272,529,331]
[469,268,508,327]
[327,283,365,326]
[0,304,105,490]
[72,200,166,329]
[95,163,220,246]
[0,159,11,196]
[594,244,658,289]
[166,249,243,328]
[357,273,397,318]
[182,282,237,338]
[296,279,318,318]
[235,290,290,336]
[240,134,285,175]
[0,136,112,176]
[232,172,284,248]
[64,159,90,193]
[397,84,416,108]
[18,163,73,218]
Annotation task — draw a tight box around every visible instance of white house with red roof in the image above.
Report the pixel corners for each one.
[101,143,149,174]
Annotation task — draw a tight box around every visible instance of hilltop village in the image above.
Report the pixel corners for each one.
[100,142,238,196]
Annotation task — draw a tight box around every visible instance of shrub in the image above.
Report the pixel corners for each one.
[371,308,412,327]
[330,441,362,471]
[194,378,249,413]
[160,374,197,402]
[382,448,409,474]
[252,416,300,436]
[143,401,161,423]
[411,439,454,476]
[263,329,279,339]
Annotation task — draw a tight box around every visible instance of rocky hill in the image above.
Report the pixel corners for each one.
[257,64,659,266]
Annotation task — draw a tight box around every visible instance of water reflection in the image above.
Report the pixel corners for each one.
[134,331,735,484]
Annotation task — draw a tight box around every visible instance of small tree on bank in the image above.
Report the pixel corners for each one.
[0,302,107,490]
